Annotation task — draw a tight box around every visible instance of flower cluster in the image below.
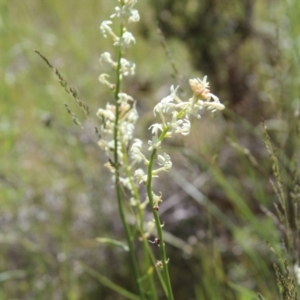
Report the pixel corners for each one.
[97,1,225,196]
[98,0,139,88]
[97,0,139,167]
[130,76,225,198]
[149,77,224,144]
[95,0,225,297]
[97,93,138,160]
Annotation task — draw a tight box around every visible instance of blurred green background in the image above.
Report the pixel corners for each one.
[1,0,300,299]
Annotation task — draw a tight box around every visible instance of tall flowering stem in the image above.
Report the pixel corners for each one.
[97,1,148,298]
[147,145,174,300]
[114,31,145,299]
[141,78,225,299]
[97,0,225,298]
[113,43,144,298]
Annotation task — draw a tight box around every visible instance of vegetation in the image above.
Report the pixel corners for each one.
[1,0,300,299]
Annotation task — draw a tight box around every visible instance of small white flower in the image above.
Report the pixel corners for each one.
[99,51,111,61]
[153,97,174,116]
[199,94,225,112]
[100,20,113,38]
[130,139,146,163]
[111,5,140,23]
[98,74,115,89]
[120,58,136,76]
[167,112,190,136]
[144,220,155,238]
[149,123,163,136]
[96,106,115,122]
[106,140,115,152]
[99,52,116,67]
[128,9,140,22]
[130,197,138,206]
[110,6,126,19]
[153,192,163,205]
[148,136,161,151]
[119,31,136,48]
[153,85,179,117]
[168,118,190,136]
[126,108,139,124]
[134,168,147,184]
[118,92,134,104]
[120,122,135,141]
[132,138,143,150]
[179,118,191,135]
[157,153,172,171]
[120,176,132,190]
[169,85,180,101]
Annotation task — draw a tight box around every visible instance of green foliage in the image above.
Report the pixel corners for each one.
[1,0,300,299]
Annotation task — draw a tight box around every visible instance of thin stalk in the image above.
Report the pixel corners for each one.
[140,240,158,299]
[144,239,168,296]
[81,263,140,300]
[146,146,174,300]
[113,23,145,299]
[122,148,158,299]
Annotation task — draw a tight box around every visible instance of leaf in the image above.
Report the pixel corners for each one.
[96,237,129,252]
[80,262,140,300]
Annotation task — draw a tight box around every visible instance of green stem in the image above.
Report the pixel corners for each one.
[113,24,145,299]
[147,148,174,300]
[122,148,158,299]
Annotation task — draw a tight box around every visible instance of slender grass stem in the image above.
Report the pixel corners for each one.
[146,142,174,300]
[122,148,158,299]
[113,23,145,299]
